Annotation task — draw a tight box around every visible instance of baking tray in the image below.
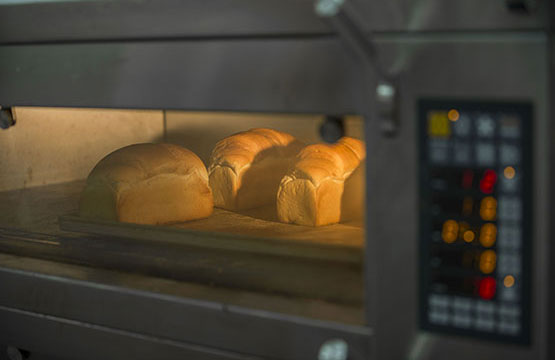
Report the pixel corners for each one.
[59,206,364,264]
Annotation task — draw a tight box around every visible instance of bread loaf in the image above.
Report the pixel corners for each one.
[277,137,365,226]
[208,128,304,210]
[79,143,213,225]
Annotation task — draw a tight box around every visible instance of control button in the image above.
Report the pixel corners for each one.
[476,143,496,166]
[429,294,449,309]
[429,139,449,164]
[442,220,459,244]
[498,320,521,335]
[452,314,472,328]
[479,223,497,248]
[453,142,471,164]
[500,170,519,193]
[428,111,451,138]
[500,283,519,301]
[498,253,521,275]
[453,114,471,137]
[498,196,522,221]
[429,310,449,325]
[475,317,496,332]
[480,250,497,274]
[500,115,521,138]
[476,301,495,317]
[476,115,496,137]
[453,297,472,312]
[499,304,521,318]
[497,224,521,250]
[480,197,497,221]
[500,144,521,165]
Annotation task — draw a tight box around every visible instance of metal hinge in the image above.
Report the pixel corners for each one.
[315,0,400,137]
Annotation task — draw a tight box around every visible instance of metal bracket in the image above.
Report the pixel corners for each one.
[0,107,17,129]
[315,0,399,137]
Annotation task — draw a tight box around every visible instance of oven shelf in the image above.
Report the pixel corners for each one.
[0,180,364,306]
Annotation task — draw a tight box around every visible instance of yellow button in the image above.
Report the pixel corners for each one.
[480,196,497,221]
[479,250,497,274]
[479,223,497,248]
[442,220,459,244]
[504,166,516,179]
[428,111,451,137]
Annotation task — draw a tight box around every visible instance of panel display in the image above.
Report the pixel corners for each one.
[419,100,532,344]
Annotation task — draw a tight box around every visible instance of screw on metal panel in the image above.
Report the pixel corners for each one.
[6,347,29,360]
[319,116,345,143]
[0,107,16,129]
[314,0,345,17]
[318,338,349,360]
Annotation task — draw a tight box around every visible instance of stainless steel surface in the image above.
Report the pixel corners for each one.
[0,256,372,360]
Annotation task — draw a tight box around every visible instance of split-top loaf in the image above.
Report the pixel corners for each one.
[277,137,366,226]
[208,128,304,210]
[79,143,213,225]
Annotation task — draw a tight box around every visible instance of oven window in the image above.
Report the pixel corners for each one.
[0,107,365,324]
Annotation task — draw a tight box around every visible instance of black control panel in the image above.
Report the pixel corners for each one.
[419,100,532,344]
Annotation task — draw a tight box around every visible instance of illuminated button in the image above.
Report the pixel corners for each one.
[504,166,516,179]
[428,111,451,137]
[448,109,460,122]
[479,169,497,194]
[463,230,475,243]
[503,275,515,288]
[442,220,459,244]
[480,197,497,221]
[479,223,497,248]
[478,277,496,300]
[479,250,497,274]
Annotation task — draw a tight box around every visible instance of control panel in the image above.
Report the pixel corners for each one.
[419,100,532,343]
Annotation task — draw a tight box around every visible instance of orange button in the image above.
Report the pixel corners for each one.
[480,196,497,221]
[479,250,497,274]
[442,220,459,244]
[479,223,497,248]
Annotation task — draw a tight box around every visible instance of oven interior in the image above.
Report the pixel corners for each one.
[0,106,367,325]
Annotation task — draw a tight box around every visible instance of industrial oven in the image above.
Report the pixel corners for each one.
[0,1,553,359]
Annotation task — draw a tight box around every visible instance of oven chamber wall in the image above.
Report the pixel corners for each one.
[0,1,552,359]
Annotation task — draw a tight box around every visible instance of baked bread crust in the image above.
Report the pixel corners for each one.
[208,128,304,210]
[277,137,365,226]
[79,143,213,225]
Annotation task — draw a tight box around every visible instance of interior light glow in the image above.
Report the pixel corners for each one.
[448,109,460,122]
[504,275,515,288]
[479,223,497,248]
[442,220,459,244]
[504,166,516,179]
[480,196,497,221]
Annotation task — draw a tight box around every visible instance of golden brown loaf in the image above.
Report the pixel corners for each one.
[277,137,366,226]
[208,128,304,210]
[79,143,213,225]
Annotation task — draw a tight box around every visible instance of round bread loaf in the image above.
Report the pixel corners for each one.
[79,143,213,225]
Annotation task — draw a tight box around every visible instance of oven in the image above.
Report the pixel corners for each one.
[0,1,553,359]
